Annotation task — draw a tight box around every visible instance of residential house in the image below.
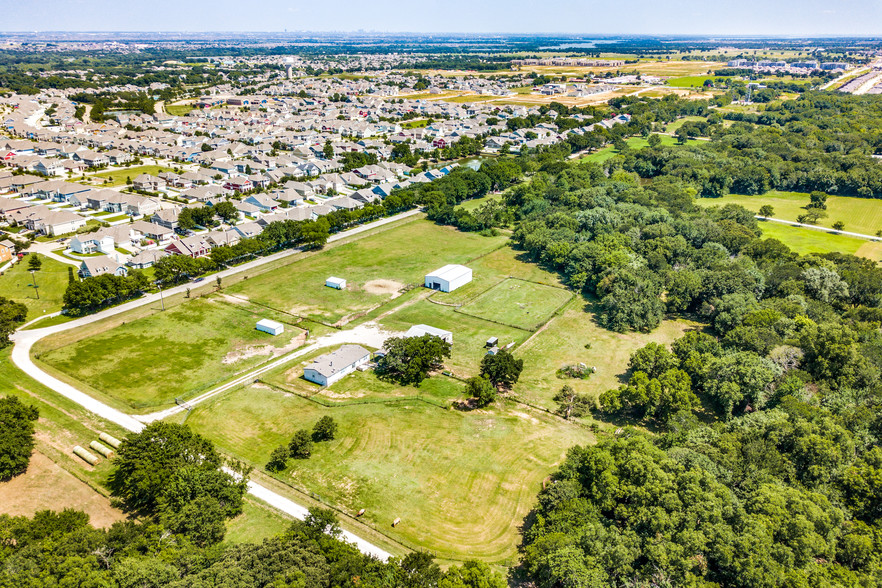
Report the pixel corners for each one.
[79,255,128,278]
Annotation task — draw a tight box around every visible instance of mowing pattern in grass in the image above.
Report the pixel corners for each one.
[225,219,507,325]
[37,296,307,410]
[456,278,573,331]
[185,382,589,563]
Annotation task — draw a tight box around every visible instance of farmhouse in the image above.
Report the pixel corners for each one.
[405,324,453,343]
[303,344,371,387]
[424,264,472,292]
[256,319,285,336]
[326,276,346,289]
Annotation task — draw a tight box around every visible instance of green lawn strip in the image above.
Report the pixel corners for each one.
[695,190,882,237]
[35,295,309,411]
[578,135,700,164]
[755,221,882,261]
[512,296,701,413]
[0,256,71,320]
[184,380,589,563]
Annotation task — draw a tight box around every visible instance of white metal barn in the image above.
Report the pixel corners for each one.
[326,276,347,289]
[424,264,472,293]
[405,324,453,343]
[256,318,285,336]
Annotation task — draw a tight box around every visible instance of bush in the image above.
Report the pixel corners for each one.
[266,445,289,472]
[289,429,313,459]
[312,416,337,442]
[465,376,496,407]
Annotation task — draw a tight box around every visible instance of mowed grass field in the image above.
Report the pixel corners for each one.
[757,222,882,261]
[35,296,308,411]
[696,191,882,236]
[184,381,589,563]
[458,278,572,331]
[0,255,71,320]
[513,297,700,413]
[88,165,177,187]
[225,219,508,325]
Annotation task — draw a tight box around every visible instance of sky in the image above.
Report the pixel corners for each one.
[3,0,881,36]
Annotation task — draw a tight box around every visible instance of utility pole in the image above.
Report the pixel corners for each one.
[29,270,39,299]
[158,281,165,311]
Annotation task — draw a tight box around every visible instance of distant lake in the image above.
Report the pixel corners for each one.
[540,40,623,50]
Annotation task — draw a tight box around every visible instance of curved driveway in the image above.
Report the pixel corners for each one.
[10,209,424,561]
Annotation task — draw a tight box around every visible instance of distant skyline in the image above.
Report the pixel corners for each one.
[3,0,881,37]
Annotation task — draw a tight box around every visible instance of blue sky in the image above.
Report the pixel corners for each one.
[3,0,879,35]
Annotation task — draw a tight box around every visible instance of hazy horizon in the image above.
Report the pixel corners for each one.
[2,0,880,37]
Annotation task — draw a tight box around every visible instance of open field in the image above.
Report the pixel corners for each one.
[35,295,308,410]
[165,103,194,116]
[513,297,700,413]
[87,165,177,187]
[458,278,572,331]
[185,380,589,563]
[578,135,701,164]
[224,219,508,325]
[666,75,731,87]
[695,191,882,237]
[0,255,70,320]
[756,222,882,261]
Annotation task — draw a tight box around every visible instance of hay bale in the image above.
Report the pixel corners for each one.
[99,432,122,448]
[73,446,99,465]
[89,440,114,458]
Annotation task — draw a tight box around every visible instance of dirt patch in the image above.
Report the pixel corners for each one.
[219,293,249,304]
[363,279,405,296]
[289,304,323,316]
[511,411,541,425]
[0,452,125,528]
[223,330,308,364]
[321,389,367,400]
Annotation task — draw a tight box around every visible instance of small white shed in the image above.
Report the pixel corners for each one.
[326,276,347,290]
[256,318,285,336]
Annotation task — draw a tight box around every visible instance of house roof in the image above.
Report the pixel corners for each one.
[305,344,370,379]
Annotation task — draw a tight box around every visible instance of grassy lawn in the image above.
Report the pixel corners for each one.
[89,165,177,187]
[756,221,882,261]
[379,299,528,377]
[223,497,293,544]
[0,256,72,320]
[35,295,308,411]
[579,135,699,164]
[666,75,731,88]
[225,219,508,325]
[0,347,130,519]
[184,380,589,563]
[458,278,572,331]
[165,103,194,116]
[513,297,700,414]
[695,190,882,237]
